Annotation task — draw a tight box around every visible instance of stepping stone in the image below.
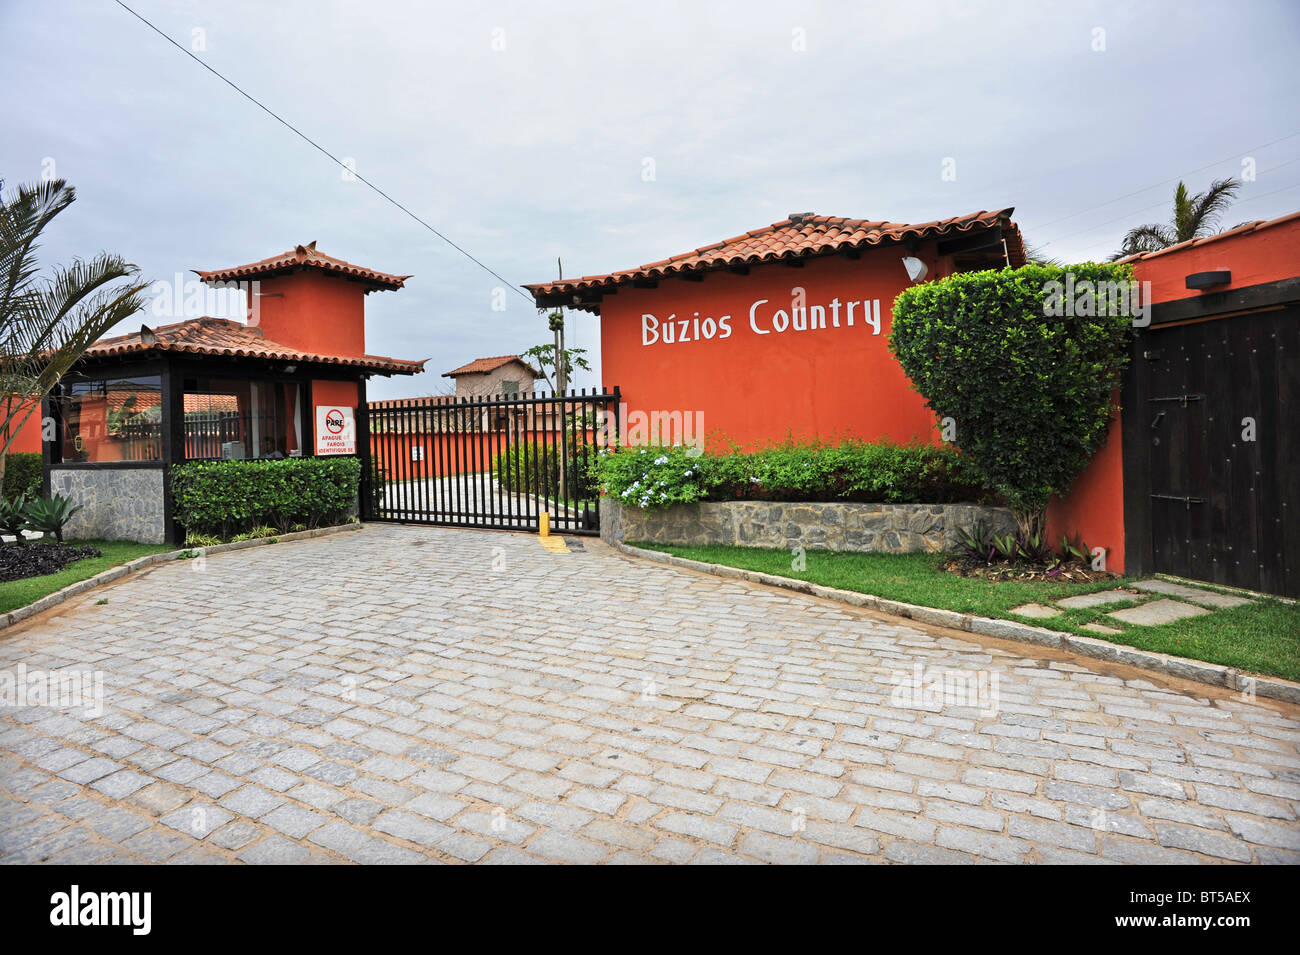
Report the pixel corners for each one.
[1082,623,1123,636]
[1056,589,1142,610]
[1131,579,1251,609]
[1106,599,1211,626]
[1009,603,1061,619]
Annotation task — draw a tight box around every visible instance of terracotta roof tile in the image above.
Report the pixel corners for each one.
[195,241,411,290]
[442,355,540,377]
[526,208,1025,306]
[83,317,424,376]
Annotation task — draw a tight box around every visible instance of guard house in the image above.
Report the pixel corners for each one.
[42,243,425,544]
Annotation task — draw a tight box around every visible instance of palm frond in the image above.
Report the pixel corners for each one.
[1112,223,1175,259]
[0,180,147,458]
[1184,177,1241,239]
[0,179,76,321]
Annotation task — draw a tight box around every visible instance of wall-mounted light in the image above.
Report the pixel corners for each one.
[1185,270,1231,290]
[902,256,928,283]
[284,364,297,374]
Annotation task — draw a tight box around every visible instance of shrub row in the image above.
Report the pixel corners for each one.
[493,439,599,502]
[3,452,43,501]
[596,440,989,510]
[171,457,360,538]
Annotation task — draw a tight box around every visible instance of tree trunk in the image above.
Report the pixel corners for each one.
[1013,507,1047,542]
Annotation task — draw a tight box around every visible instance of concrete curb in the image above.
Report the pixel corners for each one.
[615,541,1300,706]
[0,522,364,633]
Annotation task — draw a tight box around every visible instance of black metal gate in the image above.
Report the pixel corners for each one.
[1141,307,1298,596]
[361,388,619,534]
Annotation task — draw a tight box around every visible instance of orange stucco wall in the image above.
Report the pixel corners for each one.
[253,271,368,358]
[2,399,42,454]
[1044,213,1300,575]
[600,244,953,450]
[1047,403,1125,571]
[1136,215,1300,306]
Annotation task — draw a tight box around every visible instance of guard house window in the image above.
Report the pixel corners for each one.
[56,374,163,463]
[184,378,302,461]
[500,380,519,395]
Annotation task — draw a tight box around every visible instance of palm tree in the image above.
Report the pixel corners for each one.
[1,178,149,490]
[1111,178,1242,259]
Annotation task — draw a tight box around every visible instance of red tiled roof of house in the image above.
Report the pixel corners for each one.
[525,209,1025,305]
[1115,209,1300,263]
[195,241,411,290]
[83,317,425,376]
[183,393,240,413]
[442,355,539,377]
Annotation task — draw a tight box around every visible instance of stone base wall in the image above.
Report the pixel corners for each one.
[600,498,1017,554]
[49,468,167,544]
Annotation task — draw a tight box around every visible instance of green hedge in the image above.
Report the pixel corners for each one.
[596,440,988,510]
[890,263,1133,532]
[3,452,42,502]
[493,440,598,502]
[171,457,360,538]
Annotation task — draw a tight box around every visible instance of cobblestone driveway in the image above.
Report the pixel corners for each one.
[2,524,1298,864]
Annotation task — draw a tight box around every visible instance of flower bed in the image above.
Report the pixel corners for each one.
[595,440,988,509]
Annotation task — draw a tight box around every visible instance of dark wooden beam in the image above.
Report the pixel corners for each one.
[1150,276,1300,326]
[681,272,705,282]
[937,226,1002,257]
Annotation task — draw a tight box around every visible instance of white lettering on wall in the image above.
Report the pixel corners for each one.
[673,296,881,347]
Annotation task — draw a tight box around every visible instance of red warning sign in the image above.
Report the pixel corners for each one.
[315,406,355,455]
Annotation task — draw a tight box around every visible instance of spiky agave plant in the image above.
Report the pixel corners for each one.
[22,493,83,543]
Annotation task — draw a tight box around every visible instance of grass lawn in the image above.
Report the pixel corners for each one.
[0,540,176,615]
[639,543,1300,683]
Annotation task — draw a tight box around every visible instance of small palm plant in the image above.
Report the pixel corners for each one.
[23,494,83,543]
[1112,178,1242,259]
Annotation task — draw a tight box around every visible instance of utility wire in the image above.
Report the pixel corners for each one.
[1024,130,1300,238]
[1072,177,1300,258]
[1039,156,1300,251]
[113,0,535,303]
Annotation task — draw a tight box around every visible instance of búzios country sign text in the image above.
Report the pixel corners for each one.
[640,295,884,346]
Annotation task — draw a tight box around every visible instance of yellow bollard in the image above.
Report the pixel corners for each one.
[539,512,550,537]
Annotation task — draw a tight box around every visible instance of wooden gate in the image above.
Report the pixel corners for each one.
[1135,306,1298,596]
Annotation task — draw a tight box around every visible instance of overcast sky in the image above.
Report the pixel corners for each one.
[4,0,1298,399]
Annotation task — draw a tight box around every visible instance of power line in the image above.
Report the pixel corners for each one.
[1040,155,1300,252]
[1024,130,1300,237]
[1072,177,1300,258]
[112,0,534,303]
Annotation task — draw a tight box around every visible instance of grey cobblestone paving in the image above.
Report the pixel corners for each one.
[1,524,1297,864]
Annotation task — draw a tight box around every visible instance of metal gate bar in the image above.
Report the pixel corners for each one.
[361,388,619,534]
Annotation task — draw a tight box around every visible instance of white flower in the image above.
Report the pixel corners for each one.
[653,455,669,465]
